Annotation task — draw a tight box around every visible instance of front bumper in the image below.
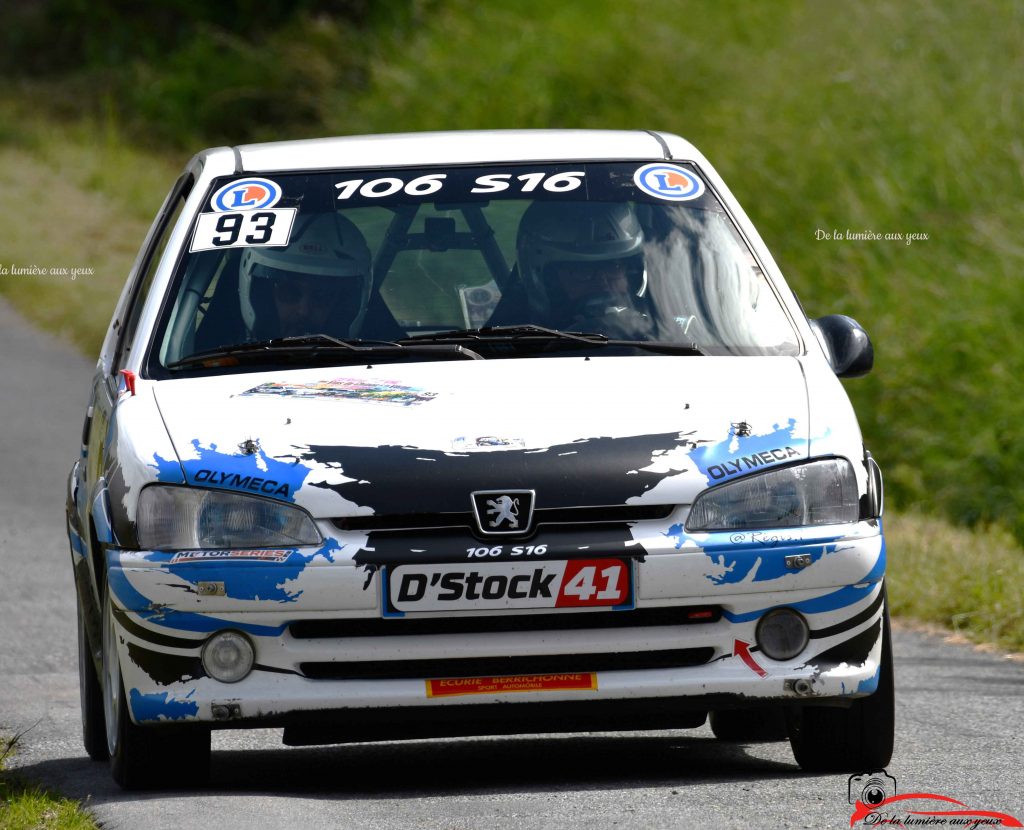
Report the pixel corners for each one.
[105,520,886,731]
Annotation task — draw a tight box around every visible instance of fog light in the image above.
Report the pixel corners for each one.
[202,630,255,683]
[755,608,809,661]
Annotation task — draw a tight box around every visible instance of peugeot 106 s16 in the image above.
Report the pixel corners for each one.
[66,129,891,789]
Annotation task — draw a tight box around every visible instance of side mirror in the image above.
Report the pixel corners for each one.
[811,314,874,377]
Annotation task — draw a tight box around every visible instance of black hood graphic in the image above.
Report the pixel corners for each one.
[302,431,699,514]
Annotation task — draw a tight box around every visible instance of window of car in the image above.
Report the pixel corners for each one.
[114,174,192,373]
[148,162,800,376]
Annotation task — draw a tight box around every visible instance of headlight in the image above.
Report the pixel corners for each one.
[686,458,859,532]
[137,486,322,550]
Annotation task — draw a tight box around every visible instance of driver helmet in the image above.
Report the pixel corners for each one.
[239,213,371,339]
[516,201,647,323]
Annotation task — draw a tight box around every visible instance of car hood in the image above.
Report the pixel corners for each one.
[152,356,811,518]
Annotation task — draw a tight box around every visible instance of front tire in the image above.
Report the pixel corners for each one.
[102,589,211,790]
[787,600,895,772]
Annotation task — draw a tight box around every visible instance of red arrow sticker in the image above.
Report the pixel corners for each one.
[734,639,768,677]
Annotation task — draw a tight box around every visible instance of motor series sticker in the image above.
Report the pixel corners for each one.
[386,558,632,613]
[633,163,705,202]
[241,378,437,406]
[169,549,292,564]
[426,673,598,698]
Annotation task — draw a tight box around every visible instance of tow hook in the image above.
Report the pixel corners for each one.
[211,702,242,721]
[786,678,816,697]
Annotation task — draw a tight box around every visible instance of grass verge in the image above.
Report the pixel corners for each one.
[0,733,97,830]
[0,95,181,354]
[886,513,1024,654]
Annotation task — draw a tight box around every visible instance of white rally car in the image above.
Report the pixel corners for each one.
[66,129,891,789]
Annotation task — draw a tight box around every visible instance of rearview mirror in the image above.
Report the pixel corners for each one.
[811,314,874,377]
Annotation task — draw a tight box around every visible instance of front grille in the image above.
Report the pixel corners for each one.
[332,503,673,533]
[289,605,721,639]
[299,648,715,680]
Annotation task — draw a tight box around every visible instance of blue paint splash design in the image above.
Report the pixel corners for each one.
[108,538,344,633]
[697,542,840,585]
[68,526,87,559]
[107,553,286,637]
[91,486,117,545]
[856,664,881,694]
[721,539,886,623]
[129,688,199,722]
[664,523,846,586]
[154,440,313,503]
[150,450,184,483]
[689,420,805,486]
[163,537,343,603]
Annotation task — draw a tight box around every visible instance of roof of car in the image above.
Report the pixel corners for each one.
[224,129,699,173]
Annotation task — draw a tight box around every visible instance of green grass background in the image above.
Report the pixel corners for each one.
[0,0,1021,651]
[1,733,96,830]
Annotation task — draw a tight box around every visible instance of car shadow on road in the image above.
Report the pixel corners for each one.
[12,731,810,806]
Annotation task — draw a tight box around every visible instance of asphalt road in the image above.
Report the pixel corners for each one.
[1,297,1021,830]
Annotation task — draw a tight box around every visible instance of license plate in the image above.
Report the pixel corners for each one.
[384,558,633,613]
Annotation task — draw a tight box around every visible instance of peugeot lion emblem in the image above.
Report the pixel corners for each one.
[471,490,536,536]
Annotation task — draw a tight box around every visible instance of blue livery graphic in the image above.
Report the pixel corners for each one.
[106,554,286,636]
[155,440,313,503]
[161,537,342,604]
[689,420,804,485]
[129,688,199,722]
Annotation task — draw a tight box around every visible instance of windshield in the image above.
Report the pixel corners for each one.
[150,161,799,373]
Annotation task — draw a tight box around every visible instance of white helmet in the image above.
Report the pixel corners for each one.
[239,213,371,338]
[516,201,647,320]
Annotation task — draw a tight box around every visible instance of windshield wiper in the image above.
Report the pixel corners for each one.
[405,324,607,344]
[403,325,705,356]
[168,334,484,369]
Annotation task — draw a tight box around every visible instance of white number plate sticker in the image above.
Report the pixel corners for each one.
[189,208,297,252]
[385,559,632,613]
